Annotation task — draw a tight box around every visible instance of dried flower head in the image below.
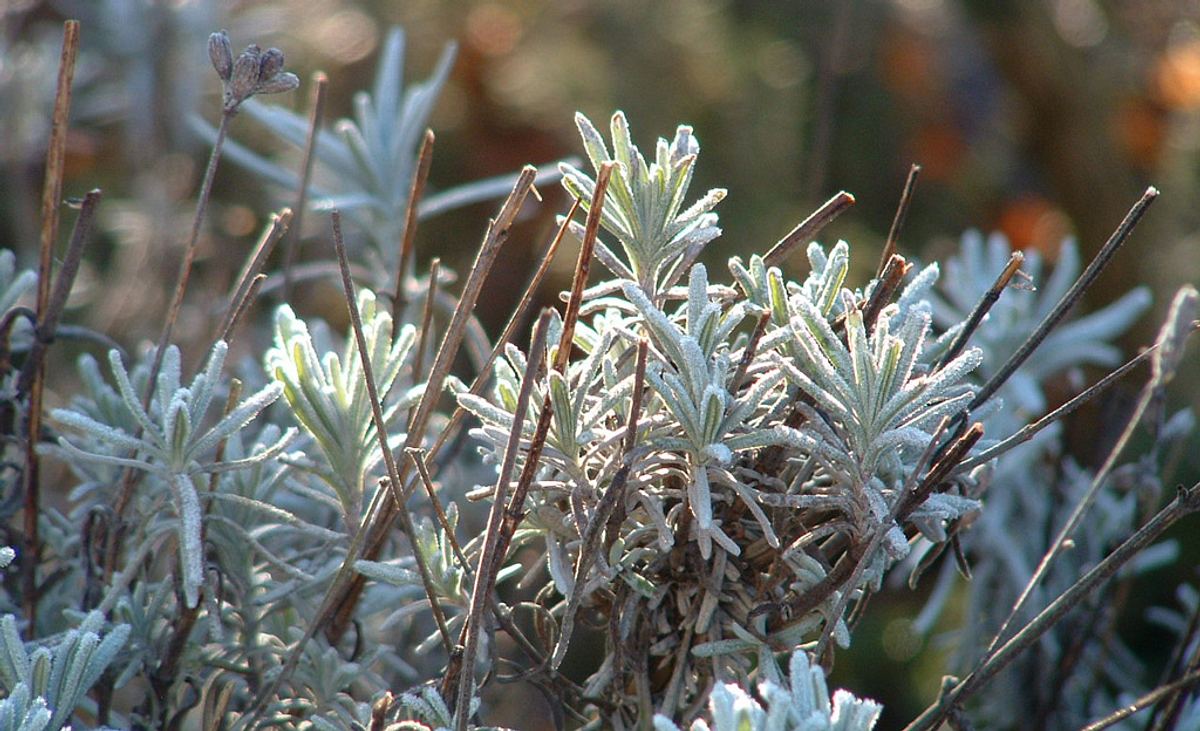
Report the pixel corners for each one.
[208,30,298,114]
[208,30,233,81]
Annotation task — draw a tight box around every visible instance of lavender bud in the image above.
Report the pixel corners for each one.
[228,44,262,109]
[254,71,300,96]
[258,48,285,83]
[208,31,233,81]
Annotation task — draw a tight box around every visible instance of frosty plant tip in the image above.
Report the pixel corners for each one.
[560,111,727,297]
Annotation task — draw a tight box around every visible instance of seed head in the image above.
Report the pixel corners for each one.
[258,47,285,83]
[208,30,233,81]
[212,35,299,114]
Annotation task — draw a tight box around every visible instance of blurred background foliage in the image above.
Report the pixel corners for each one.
[3,1,1200,727]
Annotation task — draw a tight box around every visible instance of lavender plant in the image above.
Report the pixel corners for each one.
[0,609,129,731]
[907,233,1175,727]
[52,342,294,609]
[265,288,421,528]
[1,17,1198,731]
[651,651,880,731]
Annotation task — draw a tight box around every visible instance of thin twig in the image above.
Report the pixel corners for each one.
[955,335,1179,472]
[876,164,921,279]
[453,310,554,729]
[899,423,984,521]
[861,254,911,334]
[412,259,440,384]
[455,167,612,728]
[332,211,453,656]
[394,130,435,319]
[405,448,470,573]
[399,206,576,492]
[902,484,1200,731]
[323,167,537,644]
[730,312,770,394]
[1148,604,1200,731]
[1148,573,1200,731]
[763,191,856,269]
[1081,667,1200,731]
[551,164,613,373]
[445,198,579,407]
[18,188,100,395]
[980,295,1188,662]
[220,275,267,345]
[411,201,578,478]
[551,336,648,669]
[23,20,79,633]
[216,209,292,342]
[147,109,239,392]
[937,251,1023,370]
[404,166,537,458]
[406,202,578,467]
[969,187,1158,411]
[283,72,327,300]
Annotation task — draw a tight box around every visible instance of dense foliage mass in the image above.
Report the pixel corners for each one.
[0,19,1197,731]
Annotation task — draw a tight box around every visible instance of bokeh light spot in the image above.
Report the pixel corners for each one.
[755,40,806,90]
[221,205,258,238]
[467,4,524,57]
[1052,0,1108,48]
[1156,38,1200,109]
[883,618,923,662]
[310,10,379,65]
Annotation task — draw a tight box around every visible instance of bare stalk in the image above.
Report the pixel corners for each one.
[763,191,855,268]
[147,108,238,392]
[216,209,292,342]
[902,484,1200,731]
[876,163,921,278]
[412,258,440,384]
[452,309,554,728]
[1081,667,1200,731]
[956,337,1172,471]
[969,187,1157,411]
[23,19,80,632]
[332,211,453,655]
[406,448,470,572]
[394,130,435,319]
[18,189,100,395]
[980,288,1193,661]
[936,251,1024,369]
[283,72,327,299]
